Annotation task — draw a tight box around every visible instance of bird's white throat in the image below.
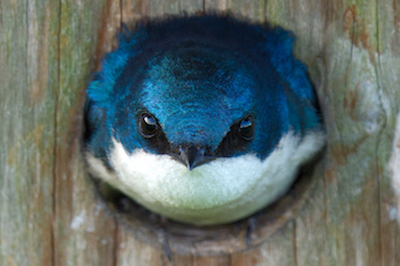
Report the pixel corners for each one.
[86,131,325,225]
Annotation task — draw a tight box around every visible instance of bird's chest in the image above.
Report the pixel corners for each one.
[87,132,322,225]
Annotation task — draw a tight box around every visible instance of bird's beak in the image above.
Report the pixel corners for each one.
[172,146,214,171]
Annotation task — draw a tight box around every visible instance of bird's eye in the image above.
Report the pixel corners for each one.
[239,115,254,140]
[139,113,159,138]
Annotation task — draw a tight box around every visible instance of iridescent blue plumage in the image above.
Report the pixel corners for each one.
[85,15,324,225]
[87,15,320,159]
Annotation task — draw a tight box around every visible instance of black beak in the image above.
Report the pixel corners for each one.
[172,146,214,171]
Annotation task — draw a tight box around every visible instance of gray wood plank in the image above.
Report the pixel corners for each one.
[0,0,58,265]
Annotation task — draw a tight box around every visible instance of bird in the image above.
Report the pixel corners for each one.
[84,15,325,226]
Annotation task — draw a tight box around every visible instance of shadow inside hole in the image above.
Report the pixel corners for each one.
[91,147,325,256]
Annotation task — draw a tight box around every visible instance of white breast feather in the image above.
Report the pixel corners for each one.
[86,130,325,225]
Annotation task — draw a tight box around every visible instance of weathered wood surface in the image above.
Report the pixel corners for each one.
[1,0,399,265]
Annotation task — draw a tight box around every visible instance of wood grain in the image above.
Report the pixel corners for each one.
[1,0,399,265]
[53,1,118,265]
[0,0,58,265]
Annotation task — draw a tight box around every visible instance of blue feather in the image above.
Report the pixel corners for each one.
[86,15,321,161]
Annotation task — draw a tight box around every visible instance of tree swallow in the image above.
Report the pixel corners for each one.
[85,15,325,226]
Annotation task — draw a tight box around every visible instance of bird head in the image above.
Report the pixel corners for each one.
[85,15,324,225]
